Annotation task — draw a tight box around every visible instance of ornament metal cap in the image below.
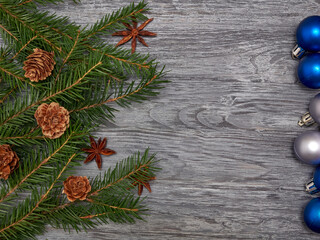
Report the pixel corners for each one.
[298,112,315,127]
[306,178,320,194]
[292,44,305,59]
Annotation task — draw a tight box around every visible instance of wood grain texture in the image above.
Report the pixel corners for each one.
[34,0,320,239]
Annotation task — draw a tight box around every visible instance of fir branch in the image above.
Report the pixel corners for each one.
[0,37,37,102]
[72,70,166,113]
[18,0,33,5]
[89,149,158,197]
[0,24,19,42]
[0,4,62,52]
[0,150,156,234]
[0,58,36,88]
[55,30,80,82]
[46,61,102,100]
[0,153,76,240]
[0,60,102,127]
[84,3,147,39]
[0,126,44,147]
[0,66,24,81]
[0,1,166,237]
[86,198,139,212]
[0,1,154,83]
[0,86,16,104]
[11,34,38,59]
[108,74,158,103]
[46,192,145,231]
[16,2,152,73]
[0,128,85,203]
[0,95,37,127]
[2,134,44,141]
[18,0,80,6]
[88,44,151,70]
[44,150,156,231]
[79,212,108,219]
[46,24,73,40]
[72,74,157,112]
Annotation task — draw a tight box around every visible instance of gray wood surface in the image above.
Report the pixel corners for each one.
[36,0,320,239]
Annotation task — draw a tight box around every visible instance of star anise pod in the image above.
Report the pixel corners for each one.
[112,18,157,53]
[131,174,156,196]
[82,136,116,169]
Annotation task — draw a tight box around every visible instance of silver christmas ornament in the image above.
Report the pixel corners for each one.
[294,131,320,165]
[299,93,320,127]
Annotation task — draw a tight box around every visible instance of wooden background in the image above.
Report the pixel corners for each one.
[37,0,320,239]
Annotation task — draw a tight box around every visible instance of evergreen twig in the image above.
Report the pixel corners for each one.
[0,0,166,238]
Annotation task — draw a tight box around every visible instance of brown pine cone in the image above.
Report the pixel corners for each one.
[0,145,19,180]
[23,48,56,82]
[62,176,91,202]
[34,102,70,139]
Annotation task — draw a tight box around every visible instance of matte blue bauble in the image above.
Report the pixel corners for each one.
[304,198,320,233]
[298,53,320,89]
[297,16,320,52]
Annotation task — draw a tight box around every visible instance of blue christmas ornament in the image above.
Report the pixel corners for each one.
[298,53,320,89]
[292,16,320,59]
[306,167,320,194]
[304,198,320,233]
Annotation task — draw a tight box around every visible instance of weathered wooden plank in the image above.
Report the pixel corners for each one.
[34,0,320,239]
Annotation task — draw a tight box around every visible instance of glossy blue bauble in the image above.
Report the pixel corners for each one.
[306,167,320,194]
[314,167,320,188]
[304,198,320,233]
[298,53,320,89]
[297,16,320,52]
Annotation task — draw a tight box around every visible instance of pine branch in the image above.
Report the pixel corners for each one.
[0,126,43,146]
[0,1,166,238]
[0,52,39,93]
[0,23,19,42]
[68,81,118,126]
[0,4,63,52]
[11,34,38,59]
[72,68,166,114]
[55,30,80,82]
[0,38,37,102]
[89,149,159,197]
[0,52,161,130]
[18,2,152,74]
[0,86,16,104]
[17,0,81,7]
[0,153,77,240]
[83,1,148,39]
[0,59,102,128]
[88,43,153,74]
[18,0,64,6]
[0,1,156,86]
[85,198,139,212]
[0,126,87,204]
[0,59,33,88]
[44,149,157,231]
[0,150,157,236]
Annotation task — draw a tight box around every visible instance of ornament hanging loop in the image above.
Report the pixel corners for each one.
[298,112,315,127]
[292,44,305,59]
